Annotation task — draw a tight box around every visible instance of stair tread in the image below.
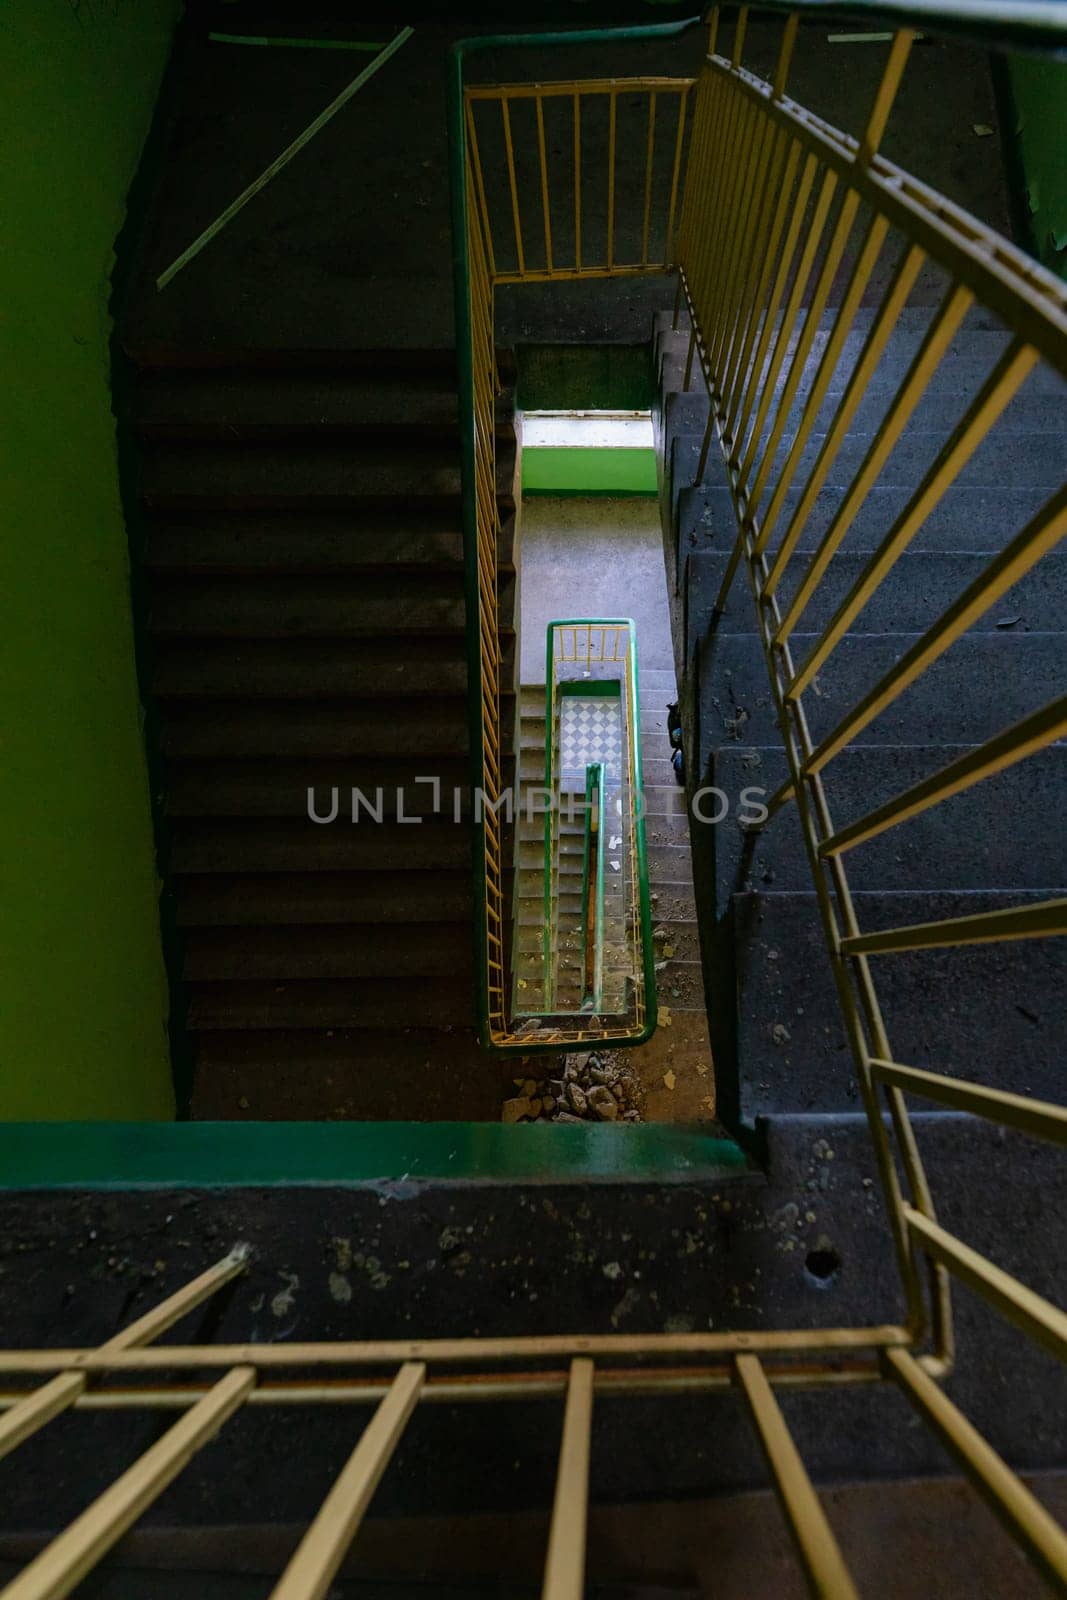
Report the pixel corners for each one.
[183,924,471,981]
[169,820,472,874]
[146,513,468,575]
[142,441,515,506]
[712,744,1067,899]
[731,889,1066,1120]
[189,1026,507,1121]
[152,636,476,698]
[160,699,470,758]
[700,631,1064,749]
[148,576,474,638]
[176,872,471,926]
[186,977,474,1030]
[689,549,1067,640]
[166,757,472,818]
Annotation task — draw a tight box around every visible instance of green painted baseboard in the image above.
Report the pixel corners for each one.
[522,445,658,495]
[0,1121,751,1189]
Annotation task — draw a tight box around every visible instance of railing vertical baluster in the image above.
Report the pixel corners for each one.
[861,28,915,161]
[606,88,617,270]
[731,149,817,461]
[706,95,760,372]
[723,134,801,435]
[737,166,839,488]
[0,1245,249,1464]
[541,1358,595,1600]
[269,1364,425,1600]
[787,338,1039,697]
[773,280,974,641]
[536,94,553,274]
[464,101,496,281]
[1,1368,256,1600]
[684,75,740,388]
[709,102,774,382]
[573,91,582,272]
[641,90,657,266]
[762,240,925,602]
[736,1354,859,1598]
[773,12,800,98]
[754,211,890,554]
[500,96,525,277]
[746,179,860,516]
[732,4,748,67]
[665,84,689,263]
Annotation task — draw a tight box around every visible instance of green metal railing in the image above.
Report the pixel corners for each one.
[579,762,608,1012]
[448,8,1067,1591]
[448,23,693,1051]
[535,620,657,1042]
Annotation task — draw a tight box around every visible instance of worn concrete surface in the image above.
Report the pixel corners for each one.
[126,13,1010,352]
[517,497,715,1123]
[0,1115,1063,1528]
[4,1470,1060,1598]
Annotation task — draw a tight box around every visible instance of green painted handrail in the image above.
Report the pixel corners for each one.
[717,0,1067,53]
[449,19,697,1051]
[580,762,608,1012]
[540,619,658,1042]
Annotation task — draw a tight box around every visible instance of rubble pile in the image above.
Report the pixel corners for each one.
[501,1050,643,1124]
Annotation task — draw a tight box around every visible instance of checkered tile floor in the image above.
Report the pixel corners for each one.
[558,695,623,792]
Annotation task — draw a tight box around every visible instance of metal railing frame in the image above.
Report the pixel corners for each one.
[446,9,1067,1592]
[0,1247,1064,1599]
[449,26,692,1052]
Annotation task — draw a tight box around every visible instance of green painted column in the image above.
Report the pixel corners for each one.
[0,1,179,1117]
[1006,56,1067,280]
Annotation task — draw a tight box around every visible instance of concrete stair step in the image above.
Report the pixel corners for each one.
[515,949,634,976]
[661,369,1064,457]
[175,872,471,928]
[151,634,499,699]
[711,744,1067,901]
[126,344,474,378]
[145,513,470,576]
[655,311,1067,402]
[672,428,1067,500]
[186,977,473,1030]
[134,369,516,440]
[675,478,1054,562]
[169,820,472,874]
[699,631,1063,749]
[165,757,472,818]
[687,549,1067,644]
[159,698,470,759]
[183,924,470,981]
[147,574,469,639]
[190,1025,507,1120]
[730,889,1066,1121]
[142,441,517,506]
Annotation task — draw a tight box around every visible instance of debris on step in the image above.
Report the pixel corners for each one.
[500,1048,644,1124]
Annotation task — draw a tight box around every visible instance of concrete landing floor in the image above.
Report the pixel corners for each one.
[518,494,716,1126]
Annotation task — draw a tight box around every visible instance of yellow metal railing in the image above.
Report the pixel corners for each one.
[446,14,1067,1590]
[670,3,1067,1578]
[0,1244,1065,1596]
[458,69,679,1050]
[465,77,694,284]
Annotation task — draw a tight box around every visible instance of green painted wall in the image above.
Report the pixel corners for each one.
[522,445,659,495]
[1006,57,1067,280]
[0,0,179,1118]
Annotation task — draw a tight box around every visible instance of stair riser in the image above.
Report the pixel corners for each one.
[701,633,1063,748]
[687,551,1067,641]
